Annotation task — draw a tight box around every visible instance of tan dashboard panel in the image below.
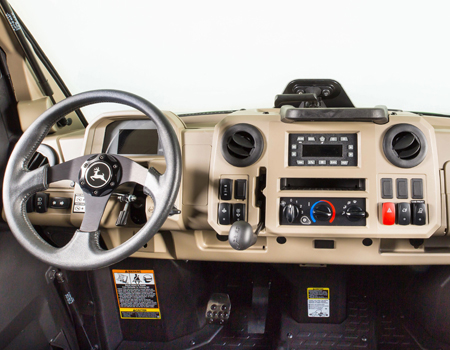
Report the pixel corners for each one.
[208,110,442,239]
[167,230,450,265]
[20,104,450,265]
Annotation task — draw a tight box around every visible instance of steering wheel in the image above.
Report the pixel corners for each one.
[2,90,181,271]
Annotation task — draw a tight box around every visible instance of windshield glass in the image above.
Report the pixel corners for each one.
[9,0,450,122]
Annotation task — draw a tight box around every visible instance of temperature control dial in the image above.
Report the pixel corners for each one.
[312,204,332,221]
[310,200,336,223]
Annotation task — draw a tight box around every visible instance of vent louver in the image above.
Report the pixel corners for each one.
[227,132,255,159]
[392,132,421,160]
[221,124,264,167]
[383,124,427,168]
[28,151,49,170]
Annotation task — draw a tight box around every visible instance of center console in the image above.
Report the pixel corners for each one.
[208,108,441,239]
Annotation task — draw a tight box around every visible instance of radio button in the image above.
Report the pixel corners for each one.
[318,160,326,165]
[348,145,354,150]
[307,160,316,165]
[330,160,338,165]
[330,137,338,142]
[341,160,349,165]
[296,160,305,165]
[308,137,315,141]
[340,137,349,141]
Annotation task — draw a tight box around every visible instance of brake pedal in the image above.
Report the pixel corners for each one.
[205,293,231,325]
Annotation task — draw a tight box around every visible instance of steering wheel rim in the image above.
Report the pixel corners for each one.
[2,90,181,271]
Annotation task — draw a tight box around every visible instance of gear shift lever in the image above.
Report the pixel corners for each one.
[228,221,264,250]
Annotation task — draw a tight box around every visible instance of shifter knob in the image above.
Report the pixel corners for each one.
[228,221,258,251]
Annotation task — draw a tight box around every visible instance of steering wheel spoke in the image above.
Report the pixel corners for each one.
[57,229,105,263]
[117,156,163,203]
[79,194,111,232]
[47,155,91,183]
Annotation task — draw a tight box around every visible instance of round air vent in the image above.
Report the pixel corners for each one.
[383,124,427,168]
[27,144,59,170]
[221,123,264,167]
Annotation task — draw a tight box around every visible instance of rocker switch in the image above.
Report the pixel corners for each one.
[412,201,426,225]
[232,204,246,223]
[219,179,233,200]
[218,203,231,225]
[382,202,395,225]
[397,202,411,225]
[35,192,49,213]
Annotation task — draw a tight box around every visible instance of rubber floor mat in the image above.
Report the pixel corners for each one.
[199,295,426,350]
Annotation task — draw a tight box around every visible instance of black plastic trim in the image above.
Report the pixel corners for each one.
[281,106,389,124]
[178,110,237,117]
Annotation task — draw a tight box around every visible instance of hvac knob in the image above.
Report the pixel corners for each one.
[345,205,366,222]
[312,203,332,222]
[283,203,300,223]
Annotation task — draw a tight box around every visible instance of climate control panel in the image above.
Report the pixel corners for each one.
[279,197,367,226]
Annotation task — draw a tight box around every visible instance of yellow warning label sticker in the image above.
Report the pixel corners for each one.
[307,288,330,317]
[112,269,161,319]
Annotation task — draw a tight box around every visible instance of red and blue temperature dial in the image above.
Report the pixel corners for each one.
[310,200,336,223]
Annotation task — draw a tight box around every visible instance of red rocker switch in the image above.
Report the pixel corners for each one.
[382,203,396,225]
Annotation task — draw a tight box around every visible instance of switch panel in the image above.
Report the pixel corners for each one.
[280,197,366,226]
[50,197,72,209]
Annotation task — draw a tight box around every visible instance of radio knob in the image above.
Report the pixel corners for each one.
[312,204,332,221]
[283,203,300,223]
[345,205,366,222]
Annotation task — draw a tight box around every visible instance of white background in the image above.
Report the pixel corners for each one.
[9,0,450,121]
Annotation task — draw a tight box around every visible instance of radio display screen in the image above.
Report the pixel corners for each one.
[302,144,343,158]
[118,129,159,155]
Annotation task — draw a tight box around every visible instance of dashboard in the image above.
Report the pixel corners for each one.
[19,104,450,265]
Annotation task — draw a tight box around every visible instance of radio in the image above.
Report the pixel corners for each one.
[288,133,357,166]
[280,197,367,226]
